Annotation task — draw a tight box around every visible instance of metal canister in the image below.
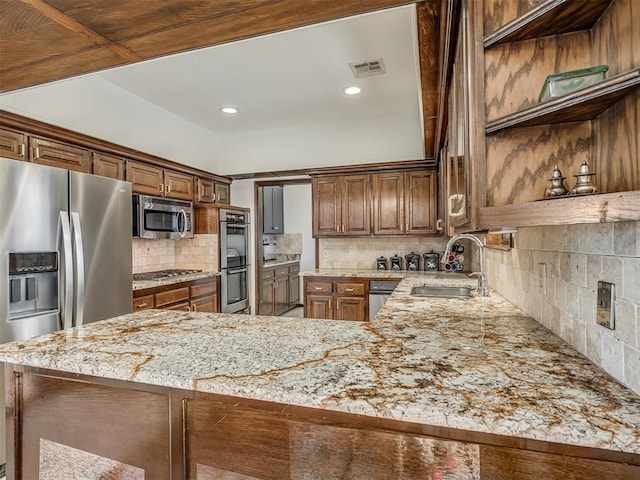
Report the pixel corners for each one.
[405,252,420,271]
[376,256,388,270]
[423,251,439,271]
[390,254,403,271]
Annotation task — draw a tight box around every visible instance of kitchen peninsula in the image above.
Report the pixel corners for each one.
[1,275,639,479]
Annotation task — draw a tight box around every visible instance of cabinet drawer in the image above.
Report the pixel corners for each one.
[165,302,191,311]
[132,294,154,311]
[262,269,275,280]
[336,283,365,296]
[190,280,216,298]
[155,287,190,307]
[289,264,300,275]
[274,267,289,278]
[306,281,332,294]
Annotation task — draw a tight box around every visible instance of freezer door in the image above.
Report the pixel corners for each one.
[0,157,66,343]
[70,171,132,325]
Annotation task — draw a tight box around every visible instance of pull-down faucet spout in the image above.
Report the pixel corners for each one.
[444,233,488,296]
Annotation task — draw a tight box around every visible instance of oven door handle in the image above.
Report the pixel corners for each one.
[226,267,248,274]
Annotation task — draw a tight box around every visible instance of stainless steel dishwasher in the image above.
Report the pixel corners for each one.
[369,280,400,320]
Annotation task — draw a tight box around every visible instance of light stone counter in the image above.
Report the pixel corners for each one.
[132,271,219,291]
[1,276,639,456]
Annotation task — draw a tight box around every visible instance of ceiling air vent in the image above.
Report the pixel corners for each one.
[349,58,386,78]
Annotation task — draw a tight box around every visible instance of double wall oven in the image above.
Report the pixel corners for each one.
[219,208,250,313]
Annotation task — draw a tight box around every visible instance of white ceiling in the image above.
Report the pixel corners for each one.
[0,5,426,175]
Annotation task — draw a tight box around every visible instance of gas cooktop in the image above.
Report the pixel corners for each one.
[132,269,203,281]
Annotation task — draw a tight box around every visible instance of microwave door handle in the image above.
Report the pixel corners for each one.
[178,209,187,238]
[58,211,73,330]
[71,212,85,327]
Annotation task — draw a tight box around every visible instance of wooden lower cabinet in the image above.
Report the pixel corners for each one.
[132,276,219,313]
[260,262,299,316]
[7,367,639,480]
[303,277,368,321]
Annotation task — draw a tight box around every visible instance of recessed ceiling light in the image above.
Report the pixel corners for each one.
[220,106,238,114]
[342,86,362,95]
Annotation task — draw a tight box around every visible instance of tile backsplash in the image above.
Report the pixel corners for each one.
[132,234,218,274]
[485,221,640,395]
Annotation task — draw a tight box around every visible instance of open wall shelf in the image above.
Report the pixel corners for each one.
[484,0,612,48]
[485,69,640,133]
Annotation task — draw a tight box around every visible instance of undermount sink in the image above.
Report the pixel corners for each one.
[410,286,474,299]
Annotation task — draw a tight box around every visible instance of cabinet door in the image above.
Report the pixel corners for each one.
[312,177,341,236]
[0,127,26,160]
[214,182,230,204]
[126,160,164,195]
[164,170,194,201]
[191,295,216,312]
[372,172,404,235]
[335,296,366,321]
[304,295,333,319]
[274,277,289,315]
[405,171,436,234]
[341,174,371,235]
[92,152,124,180]
[263,185,284,234]
[196,178,216,203]
[288,274,300,307]
[261,278,275,316]
[31,136,90,173]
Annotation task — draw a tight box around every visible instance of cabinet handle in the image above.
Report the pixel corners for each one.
[159,184,164,193]
[213,193,217,202]
[34,146,40,159]
[406,223,409,232]
[314,286,323,290]
[19,144,25,157]
[166,184,171,193]
[400,223,404,232]
[185,305,191,311]
[136,302,147,308]
[345,288,354,292]
[192,304,197,312]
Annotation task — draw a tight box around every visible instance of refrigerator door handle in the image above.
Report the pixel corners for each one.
[58,211,73,330]
[71,212,85,327]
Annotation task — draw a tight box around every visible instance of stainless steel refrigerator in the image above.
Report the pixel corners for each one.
[0,156,133,471]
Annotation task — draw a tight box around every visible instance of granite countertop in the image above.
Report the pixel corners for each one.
[301,269,472,280]
[262,260,300,268]
[132,271,219,291]
[1,276,639,455]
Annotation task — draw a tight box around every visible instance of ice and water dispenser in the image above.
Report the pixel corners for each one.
[8,252,58,319]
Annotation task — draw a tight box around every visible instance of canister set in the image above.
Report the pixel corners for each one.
[376,251,442,272]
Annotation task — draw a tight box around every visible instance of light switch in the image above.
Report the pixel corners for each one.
[596,281,615,329]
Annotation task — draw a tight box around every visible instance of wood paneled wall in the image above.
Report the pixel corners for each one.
[483,0,535,37]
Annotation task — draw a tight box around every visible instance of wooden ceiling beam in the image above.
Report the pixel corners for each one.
[17,0,141,62]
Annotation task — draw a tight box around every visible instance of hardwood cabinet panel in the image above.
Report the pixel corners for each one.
[191,281,216,298]
[166,301,191,311]
[92,151,125,180]
[304,294,333,319]
[165,169,194,200]
[373,171,404,234]
[274,277,289,316]
[260,263,299,315]
[214,182,230,204]
[261,276,276,316]
[155,286,190,308]
[305,281,332,294]
[127,160,164,195]
[341,174,371,235]
[196,177,216,203]
[194,205,219,234]
[335,296,366,321]
[312,176,341,235]
[289,273,300,307]
[31,136,90,173]
[335,283,366,296]
[133,294,154,311]
[0,127,26,160]
[405,170,436,234]
[191,294,216,312]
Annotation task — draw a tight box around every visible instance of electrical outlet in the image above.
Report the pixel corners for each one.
[596,281,615,329]
[537,263,547,295]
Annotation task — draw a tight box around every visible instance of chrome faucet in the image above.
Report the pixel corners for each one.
[444,233,489,296]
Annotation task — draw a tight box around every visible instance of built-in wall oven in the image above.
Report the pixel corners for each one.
[220,208,250,313]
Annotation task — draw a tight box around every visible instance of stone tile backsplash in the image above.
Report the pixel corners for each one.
[132,235,218,274]
[485,221,640,395]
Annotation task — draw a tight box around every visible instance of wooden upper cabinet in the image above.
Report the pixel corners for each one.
[164,170,194,201]
[30,136,90,173]
[196,177,231,204]
[127,160,193,200]
[92,152,124,180]
[312,175,370,237]
[0,128,26,161]
[373,170,436,235]
[127,160,164,195]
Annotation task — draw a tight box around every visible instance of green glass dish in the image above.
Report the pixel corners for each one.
[539,65,609,102]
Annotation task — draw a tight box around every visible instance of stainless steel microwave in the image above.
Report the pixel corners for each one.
[132,194,194,239]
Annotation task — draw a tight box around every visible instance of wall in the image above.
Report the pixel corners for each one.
[132,235,218,274]
[485,221,640,395]
[318,237,451,270]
